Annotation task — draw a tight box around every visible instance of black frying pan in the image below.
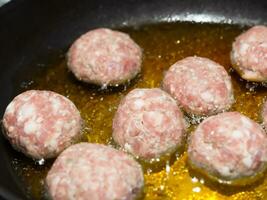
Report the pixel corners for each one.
[0,0,266,199]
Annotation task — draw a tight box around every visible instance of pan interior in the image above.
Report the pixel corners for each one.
[7,22,267,200]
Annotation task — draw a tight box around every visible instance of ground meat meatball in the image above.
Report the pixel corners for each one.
[261,100,267,128]
[2,90,82,159]
[46,143,144,200]
[162,56,234,116]
[112,88,186,160]
[188,112,267,185]
[67,28,142,86]
[231,25,267,82]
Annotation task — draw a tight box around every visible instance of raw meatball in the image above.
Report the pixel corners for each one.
[162,56,234,116]
[188,112,267,185]
[112,88,186,160]
[46,143,144,200]
[2,90,82,159]
[261,100,267,128]
[231,25,267,82]
[67,28,142,86]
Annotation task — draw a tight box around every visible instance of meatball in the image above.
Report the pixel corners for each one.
[46,143,144,200]
[67,28,142,86]
[2,90,82,159]
[162,56,234,116]
[188,112,267,185]
[261,100,267,128]
[112,88,186,160]
[231,25,267,82]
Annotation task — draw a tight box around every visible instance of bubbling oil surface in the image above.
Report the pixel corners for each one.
[11,22,267,200]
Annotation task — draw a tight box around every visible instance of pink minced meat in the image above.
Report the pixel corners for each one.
[46,143,144,200]
[112,88,186,160]
[67,28,142,86]
[188,112,267,184]
[2,90,82,159]
[261,100,267,128]
[162,56,234,116]
[231,25,267,82]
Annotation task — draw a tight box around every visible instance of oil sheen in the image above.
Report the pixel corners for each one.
[11,22,267,200]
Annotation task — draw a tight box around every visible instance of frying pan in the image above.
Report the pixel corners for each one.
[0,0,266,199]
